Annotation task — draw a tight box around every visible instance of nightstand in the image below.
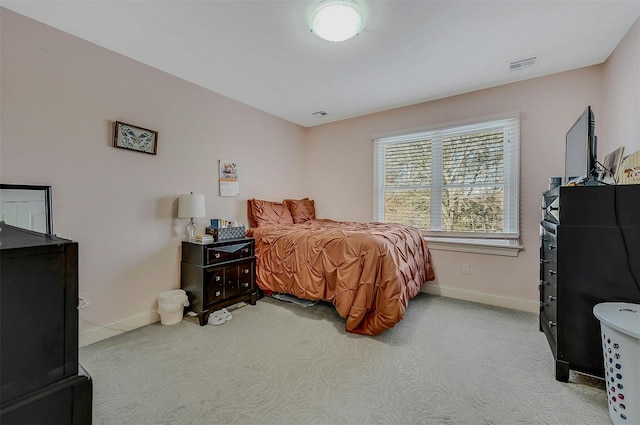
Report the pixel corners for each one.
[181,238,257,326]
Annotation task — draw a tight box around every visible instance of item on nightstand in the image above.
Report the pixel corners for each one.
[157,289,189,325]
[178,192,206,240]
[593,303,640,425]
[195,234,214,243]
[206,225,246,241]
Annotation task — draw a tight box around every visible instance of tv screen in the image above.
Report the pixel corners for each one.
[565,106,597,183]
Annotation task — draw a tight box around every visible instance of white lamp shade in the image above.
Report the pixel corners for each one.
[178,193,205,218]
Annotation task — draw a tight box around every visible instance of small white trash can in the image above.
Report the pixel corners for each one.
[593,302,640,425]
[157,289,189,325]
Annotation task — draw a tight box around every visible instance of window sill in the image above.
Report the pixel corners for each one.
[424,237,522,257]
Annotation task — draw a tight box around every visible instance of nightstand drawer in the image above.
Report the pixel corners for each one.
[206,281,225,306]
[238,263,253,295]
[206,241,253,266]
[204,268,225,307]
[182,238,254,266]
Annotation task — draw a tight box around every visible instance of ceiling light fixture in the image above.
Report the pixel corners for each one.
[310,0,366,43]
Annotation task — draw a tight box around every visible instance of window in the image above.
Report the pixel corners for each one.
[374,115,520,245]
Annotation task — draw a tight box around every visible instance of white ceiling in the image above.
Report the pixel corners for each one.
[3,1,640,127]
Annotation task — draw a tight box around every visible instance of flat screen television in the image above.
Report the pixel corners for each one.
[564,106,598,183]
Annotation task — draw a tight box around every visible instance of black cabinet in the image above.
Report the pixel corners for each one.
[540,185,640,381]
[1,367,92,425]
[181,238,257,325]
[0,223,92,424]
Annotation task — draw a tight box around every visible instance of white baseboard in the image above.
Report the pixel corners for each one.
[421,284,539,313]
[79,310,160,347]
[80,287,537,347]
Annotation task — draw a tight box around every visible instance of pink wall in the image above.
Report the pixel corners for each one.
[602,17,640,155]
[304,68,605,310]
[1,9,306,344]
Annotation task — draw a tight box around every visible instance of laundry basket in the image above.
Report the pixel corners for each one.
[593,302,640,425]
[157,289,189,325]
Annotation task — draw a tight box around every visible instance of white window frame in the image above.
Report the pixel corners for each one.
[373,113,521,256]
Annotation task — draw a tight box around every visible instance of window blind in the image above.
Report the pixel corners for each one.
[374,115,520,239]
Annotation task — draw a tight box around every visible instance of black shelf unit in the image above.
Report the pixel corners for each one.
[539,185,640,381]
[0,223,92,424]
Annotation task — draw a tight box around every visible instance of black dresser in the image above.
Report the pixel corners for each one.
[0,223,92,424]
[181,238,257,325]
[540,185,640,381]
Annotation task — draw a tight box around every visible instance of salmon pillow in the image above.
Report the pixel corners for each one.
[284,198,316,224]
[248,199,294,227]
[247,199,258,228]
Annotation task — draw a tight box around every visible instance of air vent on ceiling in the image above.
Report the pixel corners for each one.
[312,111,327,116]
[509,56,537,71]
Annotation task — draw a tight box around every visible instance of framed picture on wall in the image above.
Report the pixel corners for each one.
[219,160,240,197]
[114,121,158,155]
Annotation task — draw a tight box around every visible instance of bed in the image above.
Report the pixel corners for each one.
[246,198,435,336]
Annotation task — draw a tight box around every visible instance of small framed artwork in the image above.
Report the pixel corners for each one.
[114,121,158,155]
[219,160,240,197]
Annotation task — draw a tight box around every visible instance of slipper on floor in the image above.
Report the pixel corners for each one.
[219,308,233,321]
[207,311,225,326]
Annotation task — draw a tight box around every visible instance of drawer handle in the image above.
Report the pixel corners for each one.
[548,245,556,251]
[243,268,249,274]
[540,280,549,286]
[548,295,556,302]
[548,320,556,328]
[549,270,556,276]
[540,259,549,264]
[215,276,221,282]
[214,253,221,259]
[242,282,249,288]
[548,206,558,211]
[242,248,249,253]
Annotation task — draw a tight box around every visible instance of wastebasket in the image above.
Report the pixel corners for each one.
[157,289,189,325]
[593,302,640,425]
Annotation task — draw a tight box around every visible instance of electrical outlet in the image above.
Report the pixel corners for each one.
[78,293,89,309]
[462,263,471,275]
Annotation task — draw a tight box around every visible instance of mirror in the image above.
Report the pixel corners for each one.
[0,184,53,235]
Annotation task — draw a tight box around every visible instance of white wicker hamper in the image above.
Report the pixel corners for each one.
[593,303,640,425]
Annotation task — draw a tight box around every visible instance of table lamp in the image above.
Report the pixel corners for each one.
[178,192,205,240]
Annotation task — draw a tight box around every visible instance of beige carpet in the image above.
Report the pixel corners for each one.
[80,294,610,425]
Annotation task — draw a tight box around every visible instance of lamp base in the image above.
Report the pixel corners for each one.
[186,218,196,240]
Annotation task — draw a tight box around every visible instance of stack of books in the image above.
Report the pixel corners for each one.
[195,234,214,243]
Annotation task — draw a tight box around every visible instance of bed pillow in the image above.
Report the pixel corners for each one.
[284,198,316,224]
[249,198,294,227]
[247,199,258,228]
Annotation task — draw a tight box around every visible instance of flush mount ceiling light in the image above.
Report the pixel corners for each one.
[310,0,366,42]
